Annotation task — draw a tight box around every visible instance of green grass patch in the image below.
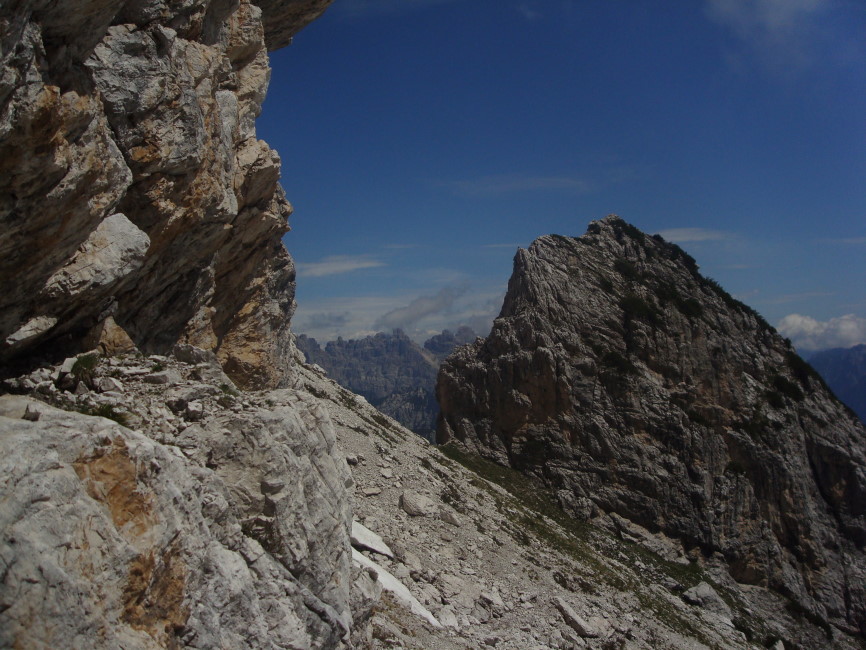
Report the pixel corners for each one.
[76,403,129,426]
[71,352,100,386]
[614,258,641,282]
[619,293,661,325]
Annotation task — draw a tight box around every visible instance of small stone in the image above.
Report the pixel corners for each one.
[59,357,78,375]
[438,606,459,628]
[400,489,436,517]
[144,370,180,385]
[351,520,395,559]
[480,590,505,610]
[439,507,461,526]
[22,405,41,421]
[682,582,732,618]
[554,596,598,638]
[185,401,204,421]
[95,376,123,393]
[362,487,382,497]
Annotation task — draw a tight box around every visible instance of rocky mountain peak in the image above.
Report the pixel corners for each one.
[437,217,866,636]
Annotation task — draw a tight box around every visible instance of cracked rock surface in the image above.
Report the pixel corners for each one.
[438,215,866,638]
[1,346,361,649]
[294,357,860,649]
[1,0,332,388]
[4,342,862,648]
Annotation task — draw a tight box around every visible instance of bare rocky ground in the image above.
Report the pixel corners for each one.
[296,359,857,650]
[2,346,859,649]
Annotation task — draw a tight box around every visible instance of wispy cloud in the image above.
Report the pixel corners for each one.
[704,0,838,69]
[706,0,829,35]
[765,291,835,305]
[517,3,541,20]
[778,313,866,350]
[655,227,736,243]
[296,255,385,278]
[445,173,595,197]
[303,312,351,332]
[375,285,467,331]
[294,288,503,343]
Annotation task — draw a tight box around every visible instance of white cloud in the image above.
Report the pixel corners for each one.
[655,227,736,243]
[296,255,385,278]
[375,285,468,331]
[777,313,866,350]
[705,0,834,68]
[294,288,503,343]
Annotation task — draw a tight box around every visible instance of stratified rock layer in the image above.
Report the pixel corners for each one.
[1,0,331,388]
[437,216,866,636]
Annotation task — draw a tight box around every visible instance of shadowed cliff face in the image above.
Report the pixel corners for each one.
[0,0,331,388]
[437,215,866,635]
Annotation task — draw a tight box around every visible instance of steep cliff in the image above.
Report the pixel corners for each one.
[1,0,331,388]
[0,2,387,648]
[437,215,866,637]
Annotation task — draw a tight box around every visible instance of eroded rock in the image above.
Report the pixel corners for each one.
[437,215,866,635]
[0,0,332,389]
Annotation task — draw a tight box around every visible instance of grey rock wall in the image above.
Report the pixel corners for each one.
[1,0,332,388]
[437,215,866,636]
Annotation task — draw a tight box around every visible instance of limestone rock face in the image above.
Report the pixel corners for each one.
[0,0,332,388]
[0,349,360,649]
[437,216,866,636]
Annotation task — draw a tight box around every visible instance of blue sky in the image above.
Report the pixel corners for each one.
[258,0,866,351]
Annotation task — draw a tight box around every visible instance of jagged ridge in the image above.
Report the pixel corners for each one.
[437,215,866,637]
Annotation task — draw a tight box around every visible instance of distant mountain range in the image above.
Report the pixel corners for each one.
[296,327,476,440]
[809,344,866,423]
